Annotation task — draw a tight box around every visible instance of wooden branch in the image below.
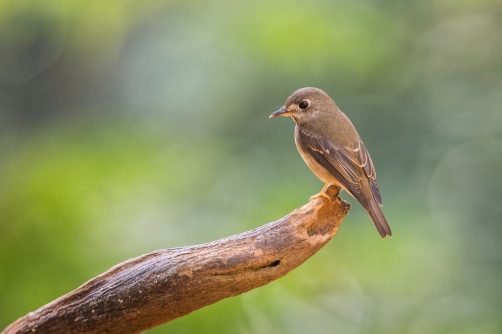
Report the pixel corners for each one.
[3,187,349,334]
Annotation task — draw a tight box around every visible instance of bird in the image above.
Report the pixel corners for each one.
[269,87,392,238]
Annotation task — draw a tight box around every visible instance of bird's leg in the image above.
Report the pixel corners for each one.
[309,183,332,202]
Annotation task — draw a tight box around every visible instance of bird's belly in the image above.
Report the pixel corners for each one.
[295,138,341,187]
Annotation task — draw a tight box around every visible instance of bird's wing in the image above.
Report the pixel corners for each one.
[297,127,382,205]
[359,142,382,205]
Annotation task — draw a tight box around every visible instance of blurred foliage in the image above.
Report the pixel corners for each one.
[1,0,502,333]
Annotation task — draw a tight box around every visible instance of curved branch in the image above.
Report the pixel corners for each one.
[3,187,349,334]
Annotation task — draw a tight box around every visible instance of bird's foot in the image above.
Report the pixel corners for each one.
[309,184,333,202]
[309,192,331,202]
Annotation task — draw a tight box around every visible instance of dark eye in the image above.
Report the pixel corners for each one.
[299,101,309,109]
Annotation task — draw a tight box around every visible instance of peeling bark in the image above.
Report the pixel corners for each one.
[3,186,349,334]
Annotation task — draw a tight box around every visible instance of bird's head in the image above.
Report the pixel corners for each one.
[269,87,337,124]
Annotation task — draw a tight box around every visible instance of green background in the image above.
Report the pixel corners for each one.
[1,0,502,333]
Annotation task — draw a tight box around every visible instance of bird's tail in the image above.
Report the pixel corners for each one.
[366,199,392,239]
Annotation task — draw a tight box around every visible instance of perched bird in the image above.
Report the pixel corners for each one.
[270,87,392,238]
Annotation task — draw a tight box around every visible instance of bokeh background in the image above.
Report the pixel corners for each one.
[1,0,502,333]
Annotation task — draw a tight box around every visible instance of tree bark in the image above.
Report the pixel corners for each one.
[2,186,349,334]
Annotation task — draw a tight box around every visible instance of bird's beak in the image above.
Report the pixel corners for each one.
[269,107,290,118]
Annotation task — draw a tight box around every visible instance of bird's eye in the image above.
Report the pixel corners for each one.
[299,101,309,109]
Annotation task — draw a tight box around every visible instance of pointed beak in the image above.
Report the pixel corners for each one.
[269,107,290,118]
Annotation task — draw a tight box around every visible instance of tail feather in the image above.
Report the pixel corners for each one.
[366,199,392,238]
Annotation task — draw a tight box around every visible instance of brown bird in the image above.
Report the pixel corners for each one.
[270,87,392,238]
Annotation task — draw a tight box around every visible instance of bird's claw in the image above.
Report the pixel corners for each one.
[309,191,332,202]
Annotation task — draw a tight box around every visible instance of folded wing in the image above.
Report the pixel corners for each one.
[297,127,391,238]
[297,128,382,205]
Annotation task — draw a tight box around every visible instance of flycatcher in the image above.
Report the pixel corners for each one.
[270,87,392,238]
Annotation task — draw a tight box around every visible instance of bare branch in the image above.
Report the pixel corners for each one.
[3,187,349,334]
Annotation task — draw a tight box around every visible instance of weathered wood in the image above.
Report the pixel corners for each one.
[2,186,349,334]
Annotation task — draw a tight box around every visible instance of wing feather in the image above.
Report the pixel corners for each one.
[297,128,382,205]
